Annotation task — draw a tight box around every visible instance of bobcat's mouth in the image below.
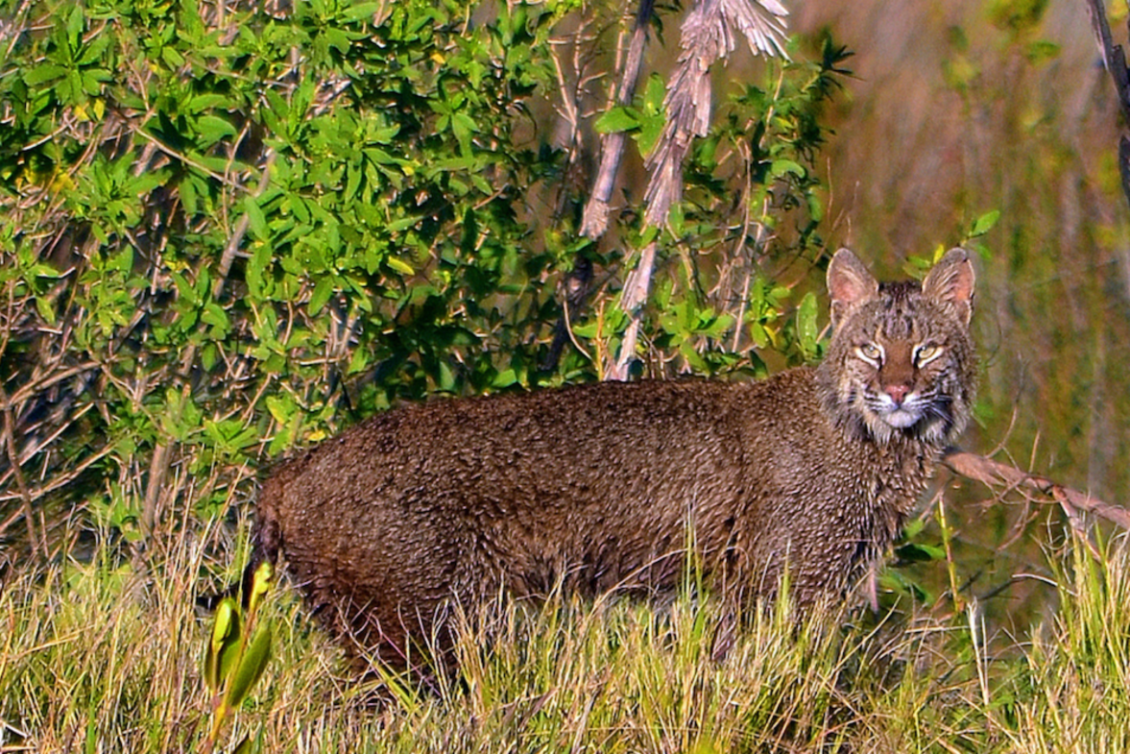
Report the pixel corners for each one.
[867,391,928,432]
[879,406,921,429]
[863,390,954,443]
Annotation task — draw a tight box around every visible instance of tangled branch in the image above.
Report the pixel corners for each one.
[605,0,788,379]
[942,447,1130,532]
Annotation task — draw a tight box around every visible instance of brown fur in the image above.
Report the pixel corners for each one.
[244,248,977,671]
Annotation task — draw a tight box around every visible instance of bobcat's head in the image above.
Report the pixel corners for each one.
[816,248,977,445]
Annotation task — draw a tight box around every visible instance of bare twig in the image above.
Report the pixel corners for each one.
[134,129,241,189]
[941,447,1130,531]
[0,442,114,506]
[643,0,788,227]
[214,147,275,300]
[607,0,787,378]
[580,0,655,239]
[542,257,595,371]
[141,147,275,537]
[539,16,600,373]
[1,0,34,60]
[1,362,98,413]
[0,386,46,560]
[607,242,658,380]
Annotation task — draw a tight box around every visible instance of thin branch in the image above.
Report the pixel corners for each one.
[0,442,114,506]
[607,0,786,378]
[141,147,275,537]
[580,0,655,239]
[134,129,242,189]
[0,386,45,559]
[214,147,274,300]
[1,361,99,412]
[548,5,648,373]
[607,242,657,379]
[941,447,1130,531]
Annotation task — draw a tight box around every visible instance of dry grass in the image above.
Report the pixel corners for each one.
[2,500,1127,753]
[1000,539,1130,754]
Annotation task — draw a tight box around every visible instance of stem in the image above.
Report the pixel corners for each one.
[935,492,964,613]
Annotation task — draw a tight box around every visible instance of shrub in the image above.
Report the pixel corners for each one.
[0,0,844,548]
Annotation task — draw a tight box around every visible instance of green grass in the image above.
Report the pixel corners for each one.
[2,514,1128,753]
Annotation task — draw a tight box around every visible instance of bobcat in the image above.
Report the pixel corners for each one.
[243,248,976,671]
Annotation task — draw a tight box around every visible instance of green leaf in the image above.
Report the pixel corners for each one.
[81,69,111,95]
[748,321,768,349]
[436,360,456,392]
[308,276,334,315]
[186,93,230,113]
[66,4,84,45]
[202,342,219,370]
[341,2,382,21]
[201,302,230,333]
[895,542,947,563]
[265,396,290,424]
[970,209,1000,238]
[196,115,237,145]
[24,64,67,85]
[204,598,240,692]
[244,196,268,241]
[347,346,370,376]
[35,296,56,325]
[643,73,666,114]
[770,159,805,179]
[491,368,517,388]
[387,215,422,233]
[637,111,665,157]
[247,560,273,615]
[180,176,198,216]
[593,106,639,134]
[344,163,361,203]
[161,46,185,69]
[385,256,413,275]
[796,292,819,358]
[903,518,926,539]
[224,624,272,708]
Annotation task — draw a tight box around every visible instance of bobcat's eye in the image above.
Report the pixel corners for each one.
[856,343,884,364]
[914,344,942,366]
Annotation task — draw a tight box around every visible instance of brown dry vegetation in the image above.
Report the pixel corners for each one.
[798,0,1130,495]
[784,0,1130,624]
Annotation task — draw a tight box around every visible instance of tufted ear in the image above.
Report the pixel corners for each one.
[922,248,976,325]
[826,248,879,330]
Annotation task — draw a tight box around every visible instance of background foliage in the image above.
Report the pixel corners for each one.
[792,0,1130,624]
[0,0,841,558]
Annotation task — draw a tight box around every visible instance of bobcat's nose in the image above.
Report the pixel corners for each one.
[885,384,910,406]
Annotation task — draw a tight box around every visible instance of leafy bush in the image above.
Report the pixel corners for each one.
[0,0,845,548]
